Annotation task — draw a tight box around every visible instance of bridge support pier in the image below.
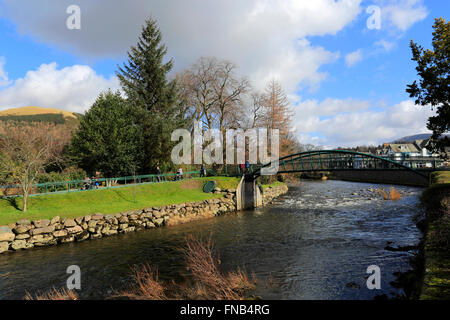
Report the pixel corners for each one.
[236,175,262,210]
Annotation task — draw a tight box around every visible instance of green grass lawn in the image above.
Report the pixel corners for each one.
[0,177,240,225]
[261,181,286,190]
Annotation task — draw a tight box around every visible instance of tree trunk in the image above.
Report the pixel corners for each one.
[23,191,28,213]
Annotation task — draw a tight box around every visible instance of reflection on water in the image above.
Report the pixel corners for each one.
[0,180,423,300]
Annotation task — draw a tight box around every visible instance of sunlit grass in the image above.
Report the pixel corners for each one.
[0,177,240,225]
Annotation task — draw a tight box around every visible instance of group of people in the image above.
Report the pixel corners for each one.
[239,161,251,175]
[82,176,99,190]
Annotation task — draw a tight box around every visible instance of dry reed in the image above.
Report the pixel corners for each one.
[24,287,78,300]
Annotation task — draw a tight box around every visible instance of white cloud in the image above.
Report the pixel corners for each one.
[0,63,120,113]
[376,0,428,32]
[0,57,11,87]
[345,49,363,67]
[294,98,435,147]
[1,0,363,94]
[375,39,396,52]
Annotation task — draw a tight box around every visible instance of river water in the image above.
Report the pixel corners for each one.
[0,180,424,300]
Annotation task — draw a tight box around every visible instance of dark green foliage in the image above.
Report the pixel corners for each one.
[67,91,145,177]
[116,18,189,173]
[0,113,66,124]
[407,18,450,155]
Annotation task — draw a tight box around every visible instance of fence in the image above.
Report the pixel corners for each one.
[0,171,204,198]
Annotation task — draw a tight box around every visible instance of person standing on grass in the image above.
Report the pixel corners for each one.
[156,166,161,182]
[200,164,206,177]
[177,167,183,180]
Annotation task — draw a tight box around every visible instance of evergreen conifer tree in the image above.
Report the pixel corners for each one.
[117,18,188,172]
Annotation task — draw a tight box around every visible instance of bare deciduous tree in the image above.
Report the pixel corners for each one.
[177,57,250,132]
[0,122,66,212]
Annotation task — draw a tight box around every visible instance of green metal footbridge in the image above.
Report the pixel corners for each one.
[251,150,442,179]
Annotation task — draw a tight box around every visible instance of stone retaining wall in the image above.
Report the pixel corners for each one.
[0,189,237,254]
[262,184,289,205]
[0,185,289,255]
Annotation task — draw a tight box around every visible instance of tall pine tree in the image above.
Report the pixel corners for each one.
[117,18,188,173]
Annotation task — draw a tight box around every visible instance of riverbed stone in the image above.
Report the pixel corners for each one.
[75,217,84,225]
[128,214,138,220]
[118,216,128,224]
[154,218,164,227]
[17,219,31,225]
[50,216,60,225]
[63,219,77,227]
[13,225,30,234]
[92,213,104,220]
[67,226,83,234]
[0,227,15,242]
[53,230,68,238]
[33,219,50,228]
[88,220,98,228]
[153,211,162,219]
[103,229,118,236]
[75,231,89,242]
[15,233,30,240]
[30,225,55,236]
[11,240,33,251]
[60,236,75,243]
[0,242,9,253]
[31,234,56,246]
[123,227,135,233]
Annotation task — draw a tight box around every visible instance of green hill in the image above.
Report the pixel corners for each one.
[0,106,82,125]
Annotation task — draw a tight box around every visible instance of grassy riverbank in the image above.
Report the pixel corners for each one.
[261,181,286,190]
[420,171,450,299]
[0,177,240,225]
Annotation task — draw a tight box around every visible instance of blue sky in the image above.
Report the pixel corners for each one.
[0,0,447,147]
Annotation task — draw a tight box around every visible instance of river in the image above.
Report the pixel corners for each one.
[0,180,424,300]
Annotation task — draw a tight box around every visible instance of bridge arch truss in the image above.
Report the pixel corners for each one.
[252,150,430,179]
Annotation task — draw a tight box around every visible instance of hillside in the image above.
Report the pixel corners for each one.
[392,133,432,143]
[392,133,449,143]
[0,106,82,125]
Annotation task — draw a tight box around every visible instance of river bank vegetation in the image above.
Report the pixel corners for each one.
[419,171,450,299]
[25,236,257,300]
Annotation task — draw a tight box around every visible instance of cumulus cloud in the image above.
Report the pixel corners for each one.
[375,39,396,52]
[1,0,363,94]
[0,57,11,87]
[376,0,428,32]
[294,98,435,147]
[0,62,120,113]
[345,49,363,67]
